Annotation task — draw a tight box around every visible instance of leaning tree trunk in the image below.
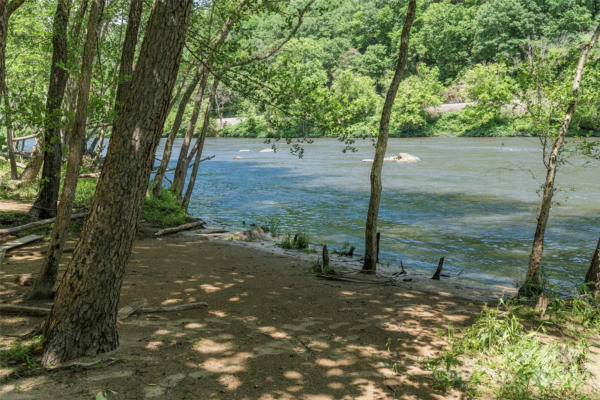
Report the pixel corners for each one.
[362,0,417,274]
[152,68,203,196]
[41,0,192,367]
[30,0,72,219]
[182,76,219,211]
[584,237,600,296]
[29,0,105,301]
[519,24,600,297]
[20,137,44,182]
[171,69,209,199]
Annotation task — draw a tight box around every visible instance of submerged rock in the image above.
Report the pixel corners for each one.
[233,156,243,160]
[362,153,421,163]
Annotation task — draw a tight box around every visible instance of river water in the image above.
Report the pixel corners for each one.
[159,137,598,292]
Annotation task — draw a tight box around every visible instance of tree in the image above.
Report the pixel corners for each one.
[41,0,193,366]
[519,24,600,296]
[0,0,25,179]
[29,0,72,218]
[29,0,105,300]
[584,237,600,296]
[362,0,416,274]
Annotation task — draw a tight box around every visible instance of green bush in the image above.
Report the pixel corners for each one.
[74,178,97,207]
[425,305,596,399]
[278,232,310,250]
[142,188,187,228]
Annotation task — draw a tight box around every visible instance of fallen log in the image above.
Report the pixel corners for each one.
[154,221,205,237]
[12,134,36,142]
[1,301,209,318]
[0,156,26,168]
[79,172,100,178]
[0,213,86,236]
[0,234,43,264]
[0,304,50,316]
[315,273,395,286]
[118,300,208,320]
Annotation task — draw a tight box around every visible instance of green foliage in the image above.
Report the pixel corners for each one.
[425,304,597,399]
[0,336,43,366]
[390,66,444,136]
[142,189,187,228]
[264,216,282,237]
[278,232,310,250]
[73,178,97,208]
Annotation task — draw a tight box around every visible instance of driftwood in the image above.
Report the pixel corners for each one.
[0,213,86,236]
[1,301,208,318]
[315,273,395,286]
[0,235,43,264]
[431,257,445,280]
[0,304,50,316]
[118,300,208,320]
[154,221,205,237]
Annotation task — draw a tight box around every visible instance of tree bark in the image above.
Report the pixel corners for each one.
[152,68,202,196]
[41,0,192,367]
[584,237,600,296]
[171,68,209,199]
[0,0,25,179]
[182,76,219,211]
[30,0,72,219]
[519,24,600,297]
[362,0,416,274]
[112,0,143,116]
[20,137,44,182]
[29,0,105,301]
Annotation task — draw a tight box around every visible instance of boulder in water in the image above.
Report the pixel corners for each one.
[229,228,271,242]
[259,148,275,153]
[233,156,243,160]
[239,149,250,152]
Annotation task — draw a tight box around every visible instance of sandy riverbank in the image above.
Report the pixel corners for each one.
[0,211,503,399]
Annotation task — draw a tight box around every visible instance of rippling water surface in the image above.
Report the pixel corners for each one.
[156,137,598,291]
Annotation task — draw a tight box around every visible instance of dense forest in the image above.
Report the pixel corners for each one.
[1,0,600,399]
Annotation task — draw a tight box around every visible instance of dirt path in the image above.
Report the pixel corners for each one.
[0,228,487,399]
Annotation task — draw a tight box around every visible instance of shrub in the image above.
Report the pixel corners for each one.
[278,232,310,250]
[143,188,187,228]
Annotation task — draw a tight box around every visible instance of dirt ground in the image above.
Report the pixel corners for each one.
[0,230,492,400]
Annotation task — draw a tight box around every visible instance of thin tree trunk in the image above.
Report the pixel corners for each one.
[30,0,72,219]
[112,0,143,116]
[519,24,600,296]
[171,69,209,199]
[584,237,600,296]
[152,68,202,196]
[0,0,25,179]
[29,0,105,301]
[362,0,416,274]
[182,77,219,211]
[41,0,192,367]
[3,91,18,178]
[21,137,44,182]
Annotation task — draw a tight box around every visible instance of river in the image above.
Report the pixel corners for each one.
[158,137,598,292]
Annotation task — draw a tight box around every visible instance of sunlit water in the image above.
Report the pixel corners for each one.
[116,137,598,291]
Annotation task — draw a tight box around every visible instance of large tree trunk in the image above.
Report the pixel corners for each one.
[152,68,202,196]
[0,0,25,180]
[20,137,44,182]
[30,0,72,219]
[29,0,105,301]
[519,24,600,296]
[584,237,600,296]
[362,0,416,274]
[171,69,209,199]
[182,77,219,211]
[41,0,192,367]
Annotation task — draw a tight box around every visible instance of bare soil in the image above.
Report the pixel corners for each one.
[0,232,489,400]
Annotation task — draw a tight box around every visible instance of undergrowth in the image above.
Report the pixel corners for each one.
[278,232,310,250]
[425,299,599,399]
[142,188,187,228]
[0,336,43,367]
